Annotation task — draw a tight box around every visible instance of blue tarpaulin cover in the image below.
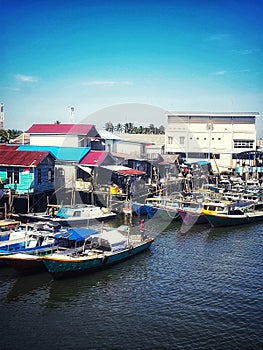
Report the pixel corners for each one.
[55,228,98,242]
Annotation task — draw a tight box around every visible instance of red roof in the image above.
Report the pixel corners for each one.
[116,169,145,175]
[80,151,109,166]
[0,144,19,150]
[0,150,51,166]
[27,124,95,135]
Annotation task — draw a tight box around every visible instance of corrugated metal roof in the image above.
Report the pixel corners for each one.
[26,123,95,135]
[0,144,19,150]
[98,130,122,140]
[101,165,145,175]
[0,150,50,166]
[80,151,109,166]
[18,145,90,161]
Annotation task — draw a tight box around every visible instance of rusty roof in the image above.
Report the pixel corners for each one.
[0,150,51,167]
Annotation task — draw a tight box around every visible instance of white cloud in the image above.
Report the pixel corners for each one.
[206,34,230,42]
[82,80,133,86]
[232,48,260,55]
[211,70,227,76]
[15,74,38,83]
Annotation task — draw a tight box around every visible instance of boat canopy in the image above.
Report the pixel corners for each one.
[231,201,254,208]
[89,229,128,252]
[55,228,98,242]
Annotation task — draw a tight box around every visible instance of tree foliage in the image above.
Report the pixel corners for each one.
[0,129,23,143]
[104,122,165,134]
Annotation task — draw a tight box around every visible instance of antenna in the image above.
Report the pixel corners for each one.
[0,103,4,129]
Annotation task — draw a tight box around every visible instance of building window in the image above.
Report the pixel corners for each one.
[179,136,185,145]
[58,168,65,176]
[234,140,254,149]
[7,168,19,184]
[212,154,220,159]
[168,136,173,144]
[48,169,54,183]
[38,169,41,184]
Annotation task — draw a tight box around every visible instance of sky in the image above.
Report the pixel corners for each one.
[1,0,263,136]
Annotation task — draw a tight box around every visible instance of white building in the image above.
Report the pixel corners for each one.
[26,123,101,148]
[165,111,260,172]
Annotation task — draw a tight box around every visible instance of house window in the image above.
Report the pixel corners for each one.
[179,136,185,145]
[48,169,54,183]
[234,140,254,149]
[7,168,19,184]
[58,168,65,176]
[168,136,173,144]
[38,169,41,184]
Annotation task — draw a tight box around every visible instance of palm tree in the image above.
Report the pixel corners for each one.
[159,125,165,134]
[0,129,10,143]
[149,124,155,134]
[105,121,114,132]
[124,122,133,134]
[115,123,123,133]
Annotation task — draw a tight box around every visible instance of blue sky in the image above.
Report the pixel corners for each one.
[1,0,263,136]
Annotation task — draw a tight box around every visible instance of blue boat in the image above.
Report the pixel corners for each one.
[132,197,161,217]
[1,227,98,274]
[43,226,154,279]
[0,222,62,256]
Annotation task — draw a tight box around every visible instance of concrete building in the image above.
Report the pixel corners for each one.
[165,111,260,172]
[27,123,102,149]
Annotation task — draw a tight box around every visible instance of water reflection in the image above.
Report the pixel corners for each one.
[6,272,51,302]
[46,248,153,309]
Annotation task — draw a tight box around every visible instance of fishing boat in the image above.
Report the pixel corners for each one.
[132,197,161,217]
[19,204,116,226]
[0,219,21,241]
[43,225,154,279]
[177,200,207,226]
[152,193,184,221]
[12,204,61,223]
[177,195,230,226]
[202,200,263,227]
[1,227,98,275]
[0,221,65,266]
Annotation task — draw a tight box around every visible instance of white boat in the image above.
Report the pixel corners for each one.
[19,204,117,226]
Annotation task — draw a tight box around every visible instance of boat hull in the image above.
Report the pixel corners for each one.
[155,208,181,221]
[132,203,149,216]
[177,209,208,225]
[43,239,154,280]
[204,212,263,227]
[19,213,116,226]
[2,255,47,274]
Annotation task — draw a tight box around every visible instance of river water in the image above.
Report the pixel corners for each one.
[1,216,262,350]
